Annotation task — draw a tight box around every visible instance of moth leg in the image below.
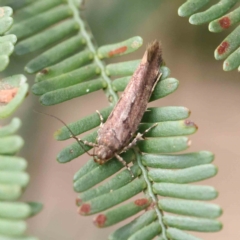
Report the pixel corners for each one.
[122,123,158,152]
[78,138,98,147]
[141,123,158,136]
[151,72,162,92]
[114,153,134,178]
[96,110,104,127]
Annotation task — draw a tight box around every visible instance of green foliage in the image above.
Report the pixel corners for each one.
[178,0,240,72]
[0,117,42,239]
[0,6,15,71]
[0,4,42,239]
[4,0,223,239]
[0,6,28,119]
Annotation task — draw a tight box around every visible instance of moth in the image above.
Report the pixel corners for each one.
[76,40,163,176]
[40,40,162,176]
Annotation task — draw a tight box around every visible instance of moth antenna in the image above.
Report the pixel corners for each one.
[33,110,94,157]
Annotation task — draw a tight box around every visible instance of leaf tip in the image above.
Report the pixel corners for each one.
[53,129,62,140]
[184,119,198,130]
[218,17,231,29]
[78,203,91,215]
[76,197,82,206]
[24,65,35,74]
[94,214,107,228]
[217,41,229,56]
[223,60,231,71]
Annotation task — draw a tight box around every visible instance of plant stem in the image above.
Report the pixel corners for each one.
[68,0,119,106]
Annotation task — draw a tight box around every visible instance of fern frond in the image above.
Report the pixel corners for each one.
[8,1,223,239]
[0,4,42,238]
[178,0,240,72]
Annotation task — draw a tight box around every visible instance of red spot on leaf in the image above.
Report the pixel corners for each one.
[78,203,91,215]
[0,88,18,104]
[76,198,82,206]
[217,41,229,55]
[219,17,231,29]
[94,214,107,227]
[40,68,48,74]
[184,120,197,129]
[134,198,149,206]
[108,46,127,57]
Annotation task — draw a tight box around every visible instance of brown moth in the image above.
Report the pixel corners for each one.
[39,41,162,176]
[79,40,163,175]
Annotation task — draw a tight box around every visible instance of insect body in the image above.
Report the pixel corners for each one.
[39,41,163,176]
[91,40,163,172]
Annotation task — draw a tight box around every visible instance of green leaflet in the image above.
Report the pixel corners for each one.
[0,202,42,219]
[0,118,21,137]
[94,198,151,227]
[0,0,35,10]
[55,106,113,140]
[159,198,222,218]
[0,136,24,155]
[15,19,79,55]
[0,75,29,119]
[128,221,161,240]
[148,164,217,183]
[14,0,66,22]
[25,35,86,73]
[9,5,73,40]
[178,0,210,17]
[142,151,214,168]
[153,183,218,200]
[109,210,157,240]
[78,164,141,202]
[166,228,202,240]
[78,177,147,215]
[189,0,237,25]
[164,215,222,232]
[209,7,240,33]
[0,219,26,236]
[35,50,93,82]
[0,156,27,171]
[98,36,143,59]
[74,151,136,192]
[0,184,22,201]
[0,16,12,32]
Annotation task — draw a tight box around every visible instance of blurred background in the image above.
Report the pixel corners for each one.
[1,0,240,239]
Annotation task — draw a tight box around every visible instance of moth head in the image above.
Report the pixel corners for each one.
[94,145,113,164]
